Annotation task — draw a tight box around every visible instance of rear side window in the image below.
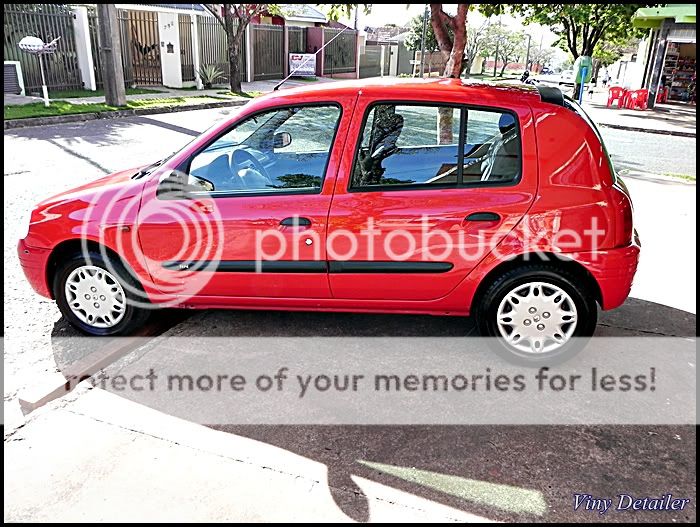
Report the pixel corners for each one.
[350,103,521,190]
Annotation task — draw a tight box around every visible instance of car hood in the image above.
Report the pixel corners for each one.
[36,165,146,208]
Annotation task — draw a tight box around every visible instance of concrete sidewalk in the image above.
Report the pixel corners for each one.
[582,91,696,137]
[4,386,491,523]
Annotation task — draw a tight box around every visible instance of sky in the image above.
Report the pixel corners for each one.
[326,4,559,46]
[325,4,568,66]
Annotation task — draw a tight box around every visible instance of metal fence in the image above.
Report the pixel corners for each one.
[197,15,246,85]
[178,14,195,82]
[287,26,307,54]
[252,24,284,80]
[323,28,357,75]
[3,4,83,93]
[118,9,161,85]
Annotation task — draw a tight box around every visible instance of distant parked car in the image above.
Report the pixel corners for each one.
[18,78,639,364]
[559,69,576,85]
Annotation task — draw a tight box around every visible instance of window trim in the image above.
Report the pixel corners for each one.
[347,100,523,193]
[163,101,344,200]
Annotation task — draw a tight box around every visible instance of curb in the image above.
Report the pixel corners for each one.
[597,121,696,138]
[4,99,248,130]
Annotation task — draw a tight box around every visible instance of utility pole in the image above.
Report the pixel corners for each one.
[419,4,428,77]
[97,3,126,106]
[525,34,532,72]
[353,5,358,30]
[493,18,501,77]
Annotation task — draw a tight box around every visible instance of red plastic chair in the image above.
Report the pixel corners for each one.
[656,87,668,103]
[607,86,626,107]
[625,89,649,110]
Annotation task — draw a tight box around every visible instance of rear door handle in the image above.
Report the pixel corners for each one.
[465,212,501,222]
[280,217,312,227]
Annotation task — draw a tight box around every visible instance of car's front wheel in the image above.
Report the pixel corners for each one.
[475,264,597,365]
[54,250,150,336]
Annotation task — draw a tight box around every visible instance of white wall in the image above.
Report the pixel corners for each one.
[71,6,96,90]
[158,12,182,88]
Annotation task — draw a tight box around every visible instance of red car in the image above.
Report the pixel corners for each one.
[18,78,639,363]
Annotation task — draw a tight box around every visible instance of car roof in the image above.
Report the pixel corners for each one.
[258,77,542,106]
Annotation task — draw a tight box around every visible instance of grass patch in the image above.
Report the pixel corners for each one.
[292,76,319,82]
[4,96,226,120]
[216,90,263,98]
[51,87,165,98]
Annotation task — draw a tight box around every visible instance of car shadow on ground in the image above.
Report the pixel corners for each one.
[50,298,696,522]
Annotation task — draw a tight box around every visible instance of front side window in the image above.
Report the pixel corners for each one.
[174,104,341,196]
[352,104,461,188]
[350,103,521,190]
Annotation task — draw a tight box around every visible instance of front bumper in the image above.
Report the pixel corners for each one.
[17,239,52,298]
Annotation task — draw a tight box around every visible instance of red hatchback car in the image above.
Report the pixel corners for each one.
[18,78,639,363]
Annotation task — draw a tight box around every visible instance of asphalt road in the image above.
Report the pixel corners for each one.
[4,106,696,522]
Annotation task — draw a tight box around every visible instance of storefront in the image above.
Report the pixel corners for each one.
[634,4,696,107]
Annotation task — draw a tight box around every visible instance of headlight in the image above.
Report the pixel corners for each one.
[18,208,33,240]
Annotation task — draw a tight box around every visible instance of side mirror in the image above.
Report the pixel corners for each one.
[187,174,215,192]
[273,131,292,149]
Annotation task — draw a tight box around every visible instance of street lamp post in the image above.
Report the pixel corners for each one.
[525,34,532,72]
[419,4,428,78]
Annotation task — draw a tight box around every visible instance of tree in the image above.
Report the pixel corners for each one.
[482,25,526,77]
[429,4,470,144]
[203,4,278,93]
[429,4,470,79]
[592,37,639,82]
[203,4,370,93]
[462,20,490,77]
[529,42,555,72]
[481,4,650,95]
[404,13,440,53]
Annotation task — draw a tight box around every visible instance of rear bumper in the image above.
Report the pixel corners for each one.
[575,237,641,310]
[17,239,52,298]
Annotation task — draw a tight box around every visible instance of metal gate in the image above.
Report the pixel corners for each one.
[252,24,284,80]
[197,15,246,85]
[3,3,82,93]
[323,28,357,75]
[118,9,161,85]
[288,26,307,53]
[178,14,195,83]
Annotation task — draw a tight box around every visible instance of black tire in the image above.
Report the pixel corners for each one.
[53,250,150,336]
[475,264,597,366]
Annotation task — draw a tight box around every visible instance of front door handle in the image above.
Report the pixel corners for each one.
[465,212,501,222]
[280,217,312,227]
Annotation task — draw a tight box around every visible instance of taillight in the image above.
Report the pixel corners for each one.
[613,185,634,247]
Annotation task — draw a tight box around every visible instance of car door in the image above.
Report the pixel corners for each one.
[326,96,537,301]
[136,100,351,299]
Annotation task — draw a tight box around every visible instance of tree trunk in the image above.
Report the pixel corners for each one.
[224,9,242,93]
[445,5,468,78]
[499,62,508,77]
[229,38,242,93]
[437,107,454,144]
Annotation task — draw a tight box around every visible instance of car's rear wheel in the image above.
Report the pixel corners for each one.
[54,250,150,336]
[475,264,597,365]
